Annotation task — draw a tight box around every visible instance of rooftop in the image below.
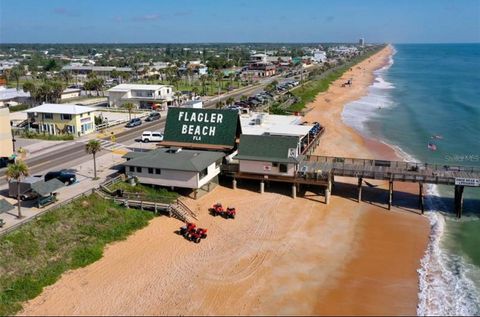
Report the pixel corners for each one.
[24,103,97,115]
[107,84,172,92]
[240,112,312,137]
[236,134,300,163]
[0,87,30,101]
[123,148,224,172]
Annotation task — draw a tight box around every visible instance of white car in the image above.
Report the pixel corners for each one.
[141,131,164,142]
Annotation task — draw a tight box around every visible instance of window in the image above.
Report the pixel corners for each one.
[279,164,288,173]
[61,114,72,120]
[215,159,222,168]
[129,166,134,172]
[44,113,53,119]
[199,168,208,179]
[148,168,154,174]
[155,169,161,174]
[272,162,279,167]
[136,167,142,173]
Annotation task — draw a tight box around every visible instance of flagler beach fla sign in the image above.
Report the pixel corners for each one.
[163,107,239,147]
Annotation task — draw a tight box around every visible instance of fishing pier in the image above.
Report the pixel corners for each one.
[231,155,480,218]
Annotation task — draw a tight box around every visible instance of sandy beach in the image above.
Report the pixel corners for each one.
[19,45,430,316]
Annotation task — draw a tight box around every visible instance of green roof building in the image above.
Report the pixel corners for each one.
[235,134,301,177]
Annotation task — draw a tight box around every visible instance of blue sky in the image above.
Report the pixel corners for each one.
[1,0,479,43]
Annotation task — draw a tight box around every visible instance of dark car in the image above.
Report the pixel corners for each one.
[145,112,161,122]
[0,156,15,168]
[45,171,77,185]
[125,118,142,127]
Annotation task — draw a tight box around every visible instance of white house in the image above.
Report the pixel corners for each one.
[182,100,203,109]
[107,84,174,109]
[122,147,224,190]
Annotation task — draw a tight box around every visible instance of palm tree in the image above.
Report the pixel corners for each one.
[85,140,102,180]
[226,97,235,106]
[5,160,29,219]
[122,102,135,120]
[174,91,183,106]
[200,74,208,95]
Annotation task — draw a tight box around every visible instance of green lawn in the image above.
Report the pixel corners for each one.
[109,181,179,204]
[0,195,154,316]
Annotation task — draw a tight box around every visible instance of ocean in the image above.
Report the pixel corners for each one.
[342,43,480,316]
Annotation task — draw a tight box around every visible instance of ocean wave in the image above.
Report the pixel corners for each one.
[417,203,480,316]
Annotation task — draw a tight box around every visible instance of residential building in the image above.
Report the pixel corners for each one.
[312,50,327,63]
[107,84,174,109]
[235,134,300,177]
[359,38,365,47]
[0,105,13,157]
[122,147,224,190]
[24,103,96,137]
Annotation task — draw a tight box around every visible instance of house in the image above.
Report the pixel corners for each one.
[0,105,13,158]
[107,84,174,109]
[122,147,224,191]
[24,103,96,137]
[235,134,301,177]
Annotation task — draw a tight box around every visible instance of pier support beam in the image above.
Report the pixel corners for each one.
[260,181,265,194]
[325,187,331,204]
[292,184,297,199]
[454,185,464,218]
[357,177,363,203]
[388,181,393,210]
[232,178,237,190]
[419,183,424,214]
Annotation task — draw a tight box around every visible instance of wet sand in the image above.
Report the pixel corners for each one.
[19,46,430,316]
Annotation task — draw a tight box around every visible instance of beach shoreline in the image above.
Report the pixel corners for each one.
[305,44,431,315]
[18,45,431,316]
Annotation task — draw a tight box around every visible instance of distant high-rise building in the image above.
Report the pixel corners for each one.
[359,38,365,47]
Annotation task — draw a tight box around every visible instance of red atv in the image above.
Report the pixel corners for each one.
[190,228,208,243]
[225,207,236,219]
[210,203,225,217]
[180,222,196,238]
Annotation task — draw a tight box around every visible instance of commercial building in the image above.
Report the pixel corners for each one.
[107,84,174,109]
[236,134,300,177]
[24,103,96,137]
[0,105,13,158]
[122,147,224,191]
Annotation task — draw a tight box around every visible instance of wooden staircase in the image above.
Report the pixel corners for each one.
[169,199,198,222]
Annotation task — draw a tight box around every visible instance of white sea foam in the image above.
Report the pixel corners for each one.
[341,46,480,316]
[417,191,480,316]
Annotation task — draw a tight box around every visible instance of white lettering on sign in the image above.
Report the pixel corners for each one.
[455,178,480,187]
[181,124,216,137]
[178,111,223,123]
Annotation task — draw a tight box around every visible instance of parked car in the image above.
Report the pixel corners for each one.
[44,171,77,185]
[125,118,142,127]
[141,131,164,142]
[0,156,15,168]
[145,112,161,122]
[8,176,43,200]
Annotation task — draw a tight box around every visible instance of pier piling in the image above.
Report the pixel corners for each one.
[357,177,363,203]
[292,184,297,199]
[388,181,393,210]
[260,181,264,194]
[419,183,424,214]
[232,178,237,190]
[454,185,464,218]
